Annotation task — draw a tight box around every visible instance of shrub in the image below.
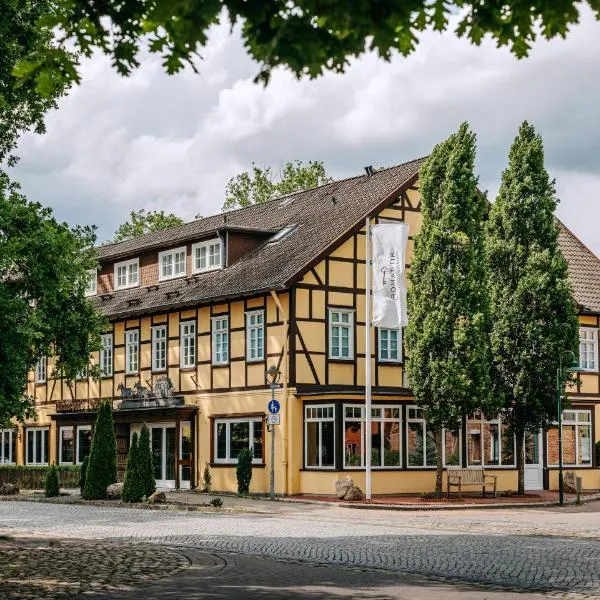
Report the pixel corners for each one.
[236,448,253,495]
[83,401,117,500]
[138,425,155,498]
[209,497,223,508]
[45,465,60,497]
[122,432,142,503]
[201,463,212,493]
[596,440,600,467]
[0,465,79,490]
[79,456,88,496]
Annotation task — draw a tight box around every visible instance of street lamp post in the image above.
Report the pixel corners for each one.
[265,365,281,500]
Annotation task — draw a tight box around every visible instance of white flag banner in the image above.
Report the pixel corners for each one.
[371,223,409,328]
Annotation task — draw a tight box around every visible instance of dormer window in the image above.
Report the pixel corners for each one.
[267,224,297,244]
[159,247,187,281]
[84,269,97,297]
[192,239,222,273]
[114,258,139,290]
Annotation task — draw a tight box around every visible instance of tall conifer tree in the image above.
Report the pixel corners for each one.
[486,121,579,495]
[406,123,493,496]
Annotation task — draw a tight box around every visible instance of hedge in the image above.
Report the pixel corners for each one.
[0,465,80,489]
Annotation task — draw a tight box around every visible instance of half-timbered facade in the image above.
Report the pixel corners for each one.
[10,157,600,495]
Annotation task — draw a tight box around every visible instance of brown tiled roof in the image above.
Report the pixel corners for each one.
[93,158,426,319]
[558,223,600,313]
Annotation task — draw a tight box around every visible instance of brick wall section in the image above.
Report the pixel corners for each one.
[227,231,269,266]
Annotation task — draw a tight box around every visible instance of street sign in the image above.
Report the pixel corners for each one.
[267,399,281,414]
[267,414,280,426]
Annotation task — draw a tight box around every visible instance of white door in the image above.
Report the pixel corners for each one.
[524,432,544,491]
[150,423,177,489]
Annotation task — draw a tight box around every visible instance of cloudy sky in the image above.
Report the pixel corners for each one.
[11,7,600,252]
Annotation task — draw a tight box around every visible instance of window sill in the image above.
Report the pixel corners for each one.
[378,360,403,365]
[547,465,594,469]
[158,274,187,283]
[192,267,223,275]
[115,284,140,291]
[179,366,196,372]
[212,363,229,368]
[246,358,266,364]
[328,358,355,364]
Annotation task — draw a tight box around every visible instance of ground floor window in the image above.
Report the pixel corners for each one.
[305,405,335,468]
[547,409,592,467]
[0,429,16,464]
[467,411,515,467]
[214,418,263,464]
[406,407,436,467]
[59,427,74,464]
[77,425,92,464]
[26,427,48,465]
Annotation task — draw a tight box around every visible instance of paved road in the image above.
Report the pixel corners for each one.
[1,500,599,598]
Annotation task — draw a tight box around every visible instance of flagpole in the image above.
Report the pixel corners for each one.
[365,217,372,501]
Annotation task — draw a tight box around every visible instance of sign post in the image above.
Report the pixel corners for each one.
[267,392,280,500]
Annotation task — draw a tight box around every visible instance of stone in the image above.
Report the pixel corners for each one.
[343,486,364,502]
[335,477,354,499]
[0,482,19,495]
[148,490,166,504]
[106,483,123,500]
[563,471,577,494]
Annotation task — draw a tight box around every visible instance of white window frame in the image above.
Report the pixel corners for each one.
[378,328,402,363]
[213,418,263,464]
[579,327,598,372]
[152,325,167,372]
[26,427,48,465]
[85,269,97,297]
[114,258,140,290]
[328,308,354,360]
[125,329,139,374]
[0,429,16,464]
[212,316,229,365]
[246,310,265,362]
[100,334,113,377]
[547,409,593,467]
[192,239,223,273]
[304,404,336,469]
[158,246,187,281]
[76,424,92,465]
[59,426,75,464]
[180,321,196,368]
[35,356,47,383]
[466,412,516,468]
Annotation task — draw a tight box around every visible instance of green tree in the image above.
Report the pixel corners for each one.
[14,2,599,93]
[122,431,142,503]
[0,172,105,425]
[406,123,493,497]
[223,160,332,211]
[236,448,253,495]
[112,209,185,243]
[45,464,60,497]
[83,401,117,500]
[486,121,579,495]
[138,425,155,499]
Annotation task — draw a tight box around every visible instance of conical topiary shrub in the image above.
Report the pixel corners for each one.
[138,425,156,499]
[83,401,117,500]
[45,464,60,498]
[236,448,253,495]
[122,432,142,503]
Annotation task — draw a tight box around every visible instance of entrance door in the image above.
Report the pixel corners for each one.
[524,432,544,491]
[150,424,177,489]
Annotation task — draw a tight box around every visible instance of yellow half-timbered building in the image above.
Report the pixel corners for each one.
[6,157,599,495]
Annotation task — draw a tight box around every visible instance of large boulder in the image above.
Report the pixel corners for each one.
[343,485,364,502]
[106,482,123,500]
[148,490,166,504]
[335,477,354,499]
[563,472,577,494]
[0,482,19,495]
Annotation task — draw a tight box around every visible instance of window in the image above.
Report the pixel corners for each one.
[212,316,229,365]
[329,309,354,359]
[343,404,402,468]
[407,407,437,467]
[35,356,46,383]
[59,427,74,464]
[467,411,515,467]
[579,328,598,371]
[246,310,264,361]
[100,334,113,377]
[304,405,335,468]
[125,329,139,374]
[214,418,263,463]
[159,247,187,281]
[0,429,16,464]
[114,258,139,290]
[26,428,48,465]
[180,321,196,368]
[152,326,167,372]
[192,239,222,273]
[85,269,97,296]
[547,409,592,467]
[378,328,401,362]
[267,224,297,244]
[77,425,92,464]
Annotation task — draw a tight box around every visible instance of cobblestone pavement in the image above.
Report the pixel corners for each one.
[0,536,189,599]
[1,501,599,598]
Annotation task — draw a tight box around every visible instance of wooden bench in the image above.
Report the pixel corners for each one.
[446,467,497,499]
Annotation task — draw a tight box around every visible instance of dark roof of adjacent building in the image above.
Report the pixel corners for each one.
[94,158,426,319]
